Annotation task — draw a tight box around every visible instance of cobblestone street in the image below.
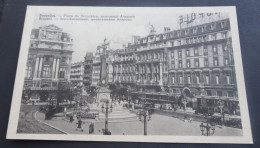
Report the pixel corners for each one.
[36,111,243,136]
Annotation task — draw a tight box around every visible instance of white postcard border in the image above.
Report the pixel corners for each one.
[6,6,253,144]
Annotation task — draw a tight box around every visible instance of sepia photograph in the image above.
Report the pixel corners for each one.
[6,6,252,143]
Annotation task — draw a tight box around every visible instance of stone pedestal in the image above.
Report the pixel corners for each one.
[96,86,111,104]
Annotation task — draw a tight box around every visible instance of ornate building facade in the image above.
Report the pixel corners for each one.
[83,52,94,87]
[24,24,73,101]
[112,18,239,114]
[92,47,102,86]
[92,46,117,86]
[70,62,85,87]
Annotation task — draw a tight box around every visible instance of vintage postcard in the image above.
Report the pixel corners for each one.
[6,6,252,143]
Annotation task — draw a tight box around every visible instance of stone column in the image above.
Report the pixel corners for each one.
[209,71,212,84]
[33,56,40,79]
[116,65,118,82]
[151,63,154,82]
[52,57,57,79]
[159,62,163,85]
[119,63,124,83]
[67,57,71,81]
[183,72,184,84]
[174,72,177,84]
[145,64,148,81]
[37,56,43,78]
[199,71,202,84]
[55,57,60,79]
[219,71,222,84]
[117,65,120,81]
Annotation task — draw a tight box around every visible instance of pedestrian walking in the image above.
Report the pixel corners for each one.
[70,115,74,123]
[89,122,94,134]
[76,118,84,132]
[63,106,67,117]
[189,117,193,123]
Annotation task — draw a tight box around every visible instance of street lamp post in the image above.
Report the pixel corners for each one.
[101,100,112,135]
[200,113,215,136]
[138,100,152,136]
[217,98,225,125]
[127,89,131,109]
[23,84,31,102]
[183,98,187,120]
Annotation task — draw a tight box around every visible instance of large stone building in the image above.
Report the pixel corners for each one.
[24,24,73,101]
[70,61,85,87]
[83,52,94,87]
[92,42,123,86]
[92,47,102,86]
[112,17,239,114]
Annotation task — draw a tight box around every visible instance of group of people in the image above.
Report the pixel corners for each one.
[69,115,95,134]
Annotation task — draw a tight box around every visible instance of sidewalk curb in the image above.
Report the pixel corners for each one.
[35,111,68,134]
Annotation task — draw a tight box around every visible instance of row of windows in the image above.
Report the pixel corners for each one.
[25,66,66,78]
[206,90,233,97]
[27,54,68,63]
[138,65,160,74]
[115,67,136,73]
[137,52,162,61]
[170,57,230,68]
[114,72,231,85]
[116,42,230,63]
[170,44,229,58]
[169,75,231,85]
[169,31,227,47]
[137,20,228,44]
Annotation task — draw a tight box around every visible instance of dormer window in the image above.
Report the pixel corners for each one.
[170,32,174,38]
[185,30,188,35]
[201,26,206,32]
[177,31,180,37]
[186,39,190,44]
[221,21,227,28]
[211,23,216,30]
[193,27,198,34]
[222,32,227,39]
[186,49,190,57]
[211,33,217,40]
[190,38,194,44]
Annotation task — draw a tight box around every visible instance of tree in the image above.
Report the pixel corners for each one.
[118,87,127,100]
[109,83,117,101]
[56,81,71,107]
[22,87,31,101]
[39,90,49,102]
[86,86,97,97]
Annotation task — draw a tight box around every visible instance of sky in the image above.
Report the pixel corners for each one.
[31,7,228,63]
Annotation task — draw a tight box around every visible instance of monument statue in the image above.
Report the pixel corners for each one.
[100,38,109,86]
[96,38,112,104]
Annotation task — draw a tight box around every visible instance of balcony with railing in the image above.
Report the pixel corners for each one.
[163,81,168,86]
[168,82,235,89]
[203,83,235,89]
[137,43,171,52]
[169,83,185,87]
